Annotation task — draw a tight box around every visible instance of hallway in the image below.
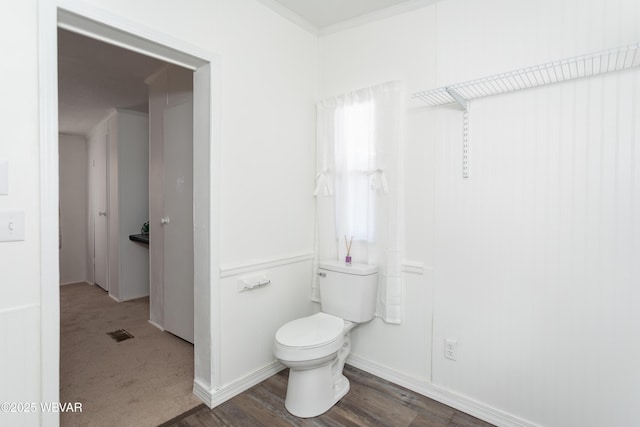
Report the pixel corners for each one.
[60,283,200,426]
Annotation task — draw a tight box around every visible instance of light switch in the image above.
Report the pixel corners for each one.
[0,160,8,195]
[0,211,25,242]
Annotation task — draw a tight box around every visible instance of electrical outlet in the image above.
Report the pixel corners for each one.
[444,339,458,361]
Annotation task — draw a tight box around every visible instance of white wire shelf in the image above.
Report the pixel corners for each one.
[413,42,640,106]
[412,42,640,179]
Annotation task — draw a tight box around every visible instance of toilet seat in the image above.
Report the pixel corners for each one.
[274,312,345,362]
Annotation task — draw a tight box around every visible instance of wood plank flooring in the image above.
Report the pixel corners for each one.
[160,366,494,427]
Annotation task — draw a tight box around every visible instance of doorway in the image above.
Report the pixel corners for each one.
[39,2,221,422]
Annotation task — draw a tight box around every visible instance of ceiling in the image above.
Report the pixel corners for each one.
[261,0,440,32]
[58,29,165,136]
[58,2,440,136]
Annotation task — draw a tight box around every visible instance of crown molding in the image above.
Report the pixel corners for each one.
[320,0,442,36]
[256,0,319,35]
[257,0,442,38]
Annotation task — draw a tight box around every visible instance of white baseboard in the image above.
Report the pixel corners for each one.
[193,361,285,408]
[108,294,121,303]
[346,354,538,427]
[60,280,91,286]
[148,319,164,331]
[193,378,212,406]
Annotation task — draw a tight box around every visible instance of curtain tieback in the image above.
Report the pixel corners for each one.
[314,169,334,197]
[368,169,389,194]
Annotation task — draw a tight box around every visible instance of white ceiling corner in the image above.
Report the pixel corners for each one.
[257,0,320,34]
[259,0,442,35]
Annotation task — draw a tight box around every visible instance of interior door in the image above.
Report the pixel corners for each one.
[93,133,109,291]
[162,100,194,343]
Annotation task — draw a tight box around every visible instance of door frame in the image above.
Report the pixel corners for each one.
[38,1,221,424]
[93,129,110,292]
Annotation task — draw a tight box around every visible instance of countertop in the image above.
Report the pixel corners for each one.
[129,233,149,245]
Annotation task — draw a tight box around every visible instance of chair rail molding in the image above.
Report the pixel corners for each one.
[220,251,315,278]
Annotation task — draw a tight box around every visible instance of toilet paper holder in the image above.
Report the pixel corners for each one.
[237,274,271,292]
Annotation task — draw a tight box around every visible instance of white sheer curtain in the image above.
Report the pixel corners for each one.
[313,81,404,324]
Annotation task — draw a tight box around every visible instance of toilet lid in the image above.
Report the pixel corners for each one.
[276,312,344,349]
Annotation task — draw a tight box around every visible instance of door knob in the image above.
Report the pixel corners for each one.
[98,211,107,217]
[160,216,170,225]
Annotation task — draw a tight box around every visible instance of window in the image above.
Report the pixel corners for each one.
[334,98,375,241]
[314,81,403,323]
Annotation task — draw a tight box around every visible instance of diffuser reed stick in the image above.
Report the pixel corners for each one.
[344,235,353,266]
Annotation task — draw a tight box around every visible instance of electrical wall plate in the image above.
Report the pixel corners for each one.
[0,211,25,242]
[445,338,458,361]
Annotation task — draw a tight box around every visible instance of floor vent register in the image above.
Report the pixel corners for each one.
[107,329,135,342]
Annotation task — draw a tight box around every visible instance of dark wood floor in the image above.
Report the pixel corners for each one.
[160,365,494,427]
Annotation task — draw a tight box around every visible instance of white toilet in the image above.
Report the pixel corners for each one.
[273,260,378,418]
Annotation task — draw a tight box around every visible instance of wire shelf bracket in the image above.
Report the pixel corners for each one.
[445,88,470,178]
[413,42,640,178]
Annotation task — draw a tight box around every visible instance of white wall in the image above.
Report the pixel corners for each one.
[86,117,108,286]
[0,0,317,414]
[213,0,319,388]
[433,1,640,426]
[87,110,150,301]
[114,110,149,301]
[59,133,88,285]
[106,114,119,298]
[66,0,319,397]
[13,0,639,425]
[0,0,44,424]
[322,0,640,426]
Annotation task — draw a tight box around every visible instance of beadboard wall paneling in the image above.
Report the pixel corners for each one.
[434,69,640,427]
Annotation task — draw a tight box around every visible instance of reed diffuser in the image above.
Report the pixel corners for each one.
[344,235,353,266]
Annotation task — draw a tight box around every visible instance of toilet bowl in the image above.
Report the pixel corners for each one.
[273,261,378,418]
[273,312,355,418]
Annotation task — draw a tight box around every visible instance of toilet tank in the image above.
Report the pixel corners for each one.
[318,260,378,323]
